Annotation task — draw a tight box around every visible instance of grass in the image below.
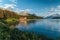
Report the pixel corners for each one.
[5,18,18,23]
[0,18,54,40]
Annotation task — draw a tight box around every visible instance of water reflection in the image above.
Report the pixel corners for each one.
[7,21,18,30]
[16,19,60,39]
[44,19,60,32]
[18,19,37,26]
[47,19,60,23]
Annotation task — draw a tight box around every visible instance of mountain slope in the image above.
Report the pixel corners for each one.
[0,9,43,19]
[45,14,60,19]
[0,9,20,19]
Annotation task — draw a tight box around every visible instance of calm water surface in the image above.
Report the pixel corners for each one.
[16,19,60,39]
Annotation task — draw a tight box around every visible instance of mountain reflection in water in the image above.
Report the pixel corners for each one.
[16,19,60,39]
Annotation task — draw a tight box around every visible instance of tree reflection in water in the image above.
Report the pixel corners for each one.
[0,22,53,40]
[19,19,37,26]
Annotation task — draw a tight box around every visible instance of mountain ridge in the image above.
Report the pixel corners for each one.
[45,14,60,19]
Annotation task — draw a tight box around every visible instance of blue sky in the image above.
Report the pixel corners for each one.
[0,0,60,16]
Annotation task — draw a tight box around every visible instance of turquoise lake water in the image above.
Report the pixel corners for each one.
[16,19,60,39]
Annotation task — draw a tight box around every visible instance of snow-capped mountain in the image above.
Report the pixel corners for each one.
[45,14,60,19]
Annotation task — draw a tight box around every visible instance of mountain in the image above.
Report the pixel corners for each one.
[19,11,43,19]
[0,9,20,19]
[45,14,60,19]
[0,8,43,19]
[19,11,29,16]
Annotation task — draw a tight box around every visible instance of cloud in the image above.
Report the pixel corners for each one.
[25,9,32,12]
[9,0,17,3]
[0,3,32,14]
[0,4,17,10]
[43,5,60,17]
[57,5,60,9]
[15,8,33,13]
[49,8,54,12]
[4,4,16,9]
[0,0,2,2]
[47,5,60,16]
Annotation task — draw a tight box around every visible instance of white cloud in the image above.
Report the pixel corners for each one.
[9,0,17,3]
[57,5,60,9]
[0,4,17,11]
[4,4,16,9]
[49,8,54,12]
[0,3,32,14]
[25,9,32,12]
[47,5,60,16]
[0,0,2,2]
[15,8,33,13]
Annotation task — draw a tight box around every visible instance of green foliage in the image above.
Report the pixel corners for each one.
[5,18,18,23]
[0,21,53,40]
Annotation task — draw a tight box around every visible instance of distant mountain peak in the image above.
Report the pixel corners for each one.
[19,11,29,16]
[51,14,60,17]
[45,14,60,19]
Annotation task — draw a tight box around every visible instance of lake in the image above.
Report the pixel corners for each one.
[16,19,60,39]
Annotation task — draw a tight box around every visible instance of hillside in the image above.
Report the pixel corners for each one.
[0,9,43,19]
[45,14,60,19]
[19,11,43,19]
[0,9,20,19]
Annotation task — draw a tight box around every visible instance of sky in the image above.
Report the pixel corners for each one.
[0,0,60,16]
